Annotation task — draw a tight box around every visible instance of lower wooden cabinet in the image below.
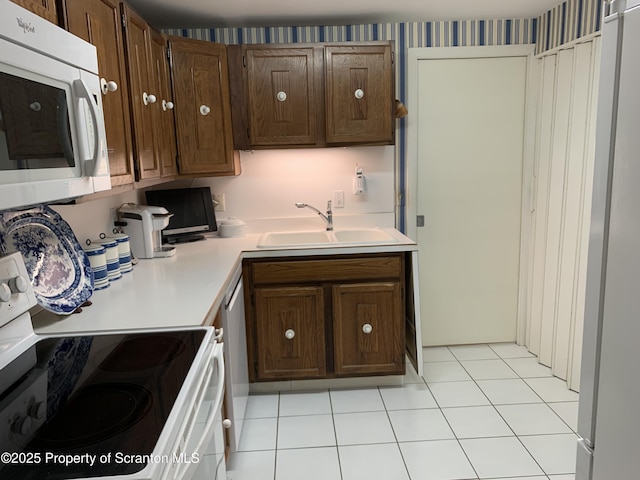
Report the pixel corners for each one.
[254,286,326,380]
[244,254,406,382]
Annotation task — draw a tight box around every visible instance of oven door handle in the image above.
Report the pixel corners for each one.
[176,344,225,479]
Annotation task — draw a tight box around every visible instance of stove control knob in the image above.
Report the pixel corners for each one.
[11,416,32,436]
[28,401,46,420]
[0,283,11,302]
[10,275,29,294]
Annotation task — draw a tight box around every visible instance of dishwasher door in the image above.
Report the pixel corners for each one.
[221,269,249,453]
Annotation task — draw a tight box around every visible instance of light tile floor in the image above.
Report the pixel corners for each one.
[226,343,579,480]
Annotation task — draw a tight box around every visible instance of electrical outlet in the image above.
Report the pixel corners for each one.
[334,190,345,208]
[213,193,225,212]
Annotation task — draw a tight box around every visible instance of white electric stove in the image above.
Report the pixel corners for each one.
[0,252,226,480]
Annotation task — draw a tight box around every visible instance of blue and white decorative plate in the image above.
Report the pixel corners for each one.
[0,205,94,315]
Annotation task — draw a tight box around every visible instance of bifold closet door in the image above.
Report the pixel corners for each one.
[538,48,574,368]
[527,54,557,357]
[526,39,600,391]
[555,39,600,391]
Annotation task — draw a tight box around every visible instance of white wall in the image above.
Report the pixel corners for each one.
[47,145,394,241]
[190,146,396,232]
[50,189,144,246]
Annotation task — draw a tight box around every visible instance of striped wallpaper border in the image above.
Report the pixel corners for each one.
[535,0,603,54]
[165,19,536,47]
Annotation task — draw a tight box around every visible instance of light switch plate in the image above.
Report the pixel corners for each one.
[213,193,225,212]
[334,190,345,208]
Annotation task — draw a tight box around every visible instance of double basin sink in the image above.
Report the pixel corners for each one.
[257,228,398,248]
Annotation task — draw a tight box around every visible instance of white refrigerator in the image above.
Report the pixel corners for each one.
[576,0,640,478]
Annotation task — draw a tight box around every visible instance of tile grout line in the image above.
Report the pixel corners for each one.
[328,388,345,480]
[422,345,548,477]
[439,345,483,479]
[450,344,568,478]
[378,385,414,480]
[273,392,280,480]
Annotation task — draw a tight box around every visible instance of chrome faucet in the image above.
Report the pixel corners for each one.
[295,201,333,231]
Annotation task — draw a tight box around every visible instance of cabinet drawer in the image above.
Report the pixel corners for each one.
[251,255,402,285]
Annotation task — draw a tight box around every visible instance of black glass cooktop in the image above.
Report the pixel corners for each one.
[0,329,206,479]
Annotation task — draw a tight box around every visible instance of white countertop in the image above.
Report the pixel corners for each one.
[31,229,416,335]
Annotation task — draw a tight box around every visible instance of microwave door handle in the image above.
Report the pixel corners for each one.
[72,78,107,177]
[176,345,225,480]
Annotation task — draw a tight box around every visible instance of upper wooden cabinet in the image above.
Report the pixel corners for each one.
[121,4,161,180]
[9,0,59,24]
[325,44,394,144]
[150,30,178,177]
[230,41,395,149]
[168,36,239,176]
[64,0,136,187]
[244,46,321,146]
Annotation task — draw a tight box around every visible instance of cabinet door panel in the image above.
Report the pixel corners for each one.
[151,31,177,177]
[325,45,393,144]
[122,4,159,180]
[169,39,236,175]
[254,286,325,380]
[66,0,135,186]
[9,0,58,24]
[333,282,404,376]
[246,48,317,145]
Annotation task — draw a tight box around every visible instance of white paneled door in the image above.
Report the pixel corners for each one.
[407,47,532,346]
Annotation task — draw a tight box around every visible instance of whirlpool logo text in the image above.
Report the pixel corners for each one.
[16,18,36,34]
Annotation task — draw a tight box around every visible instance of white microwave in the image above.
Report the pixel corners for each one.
[0,0,110,211]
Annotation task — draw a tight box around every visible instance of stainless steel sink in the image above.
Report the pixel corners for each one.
[256,228,398,248]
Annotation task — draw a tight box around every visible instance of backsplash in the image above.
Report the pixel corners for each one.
[49,190,144,246]
[40,146,393,240]
[190,146,396,232]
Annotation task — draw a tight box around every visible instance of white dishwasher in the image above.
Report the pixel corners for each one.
[220,266,249,453]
